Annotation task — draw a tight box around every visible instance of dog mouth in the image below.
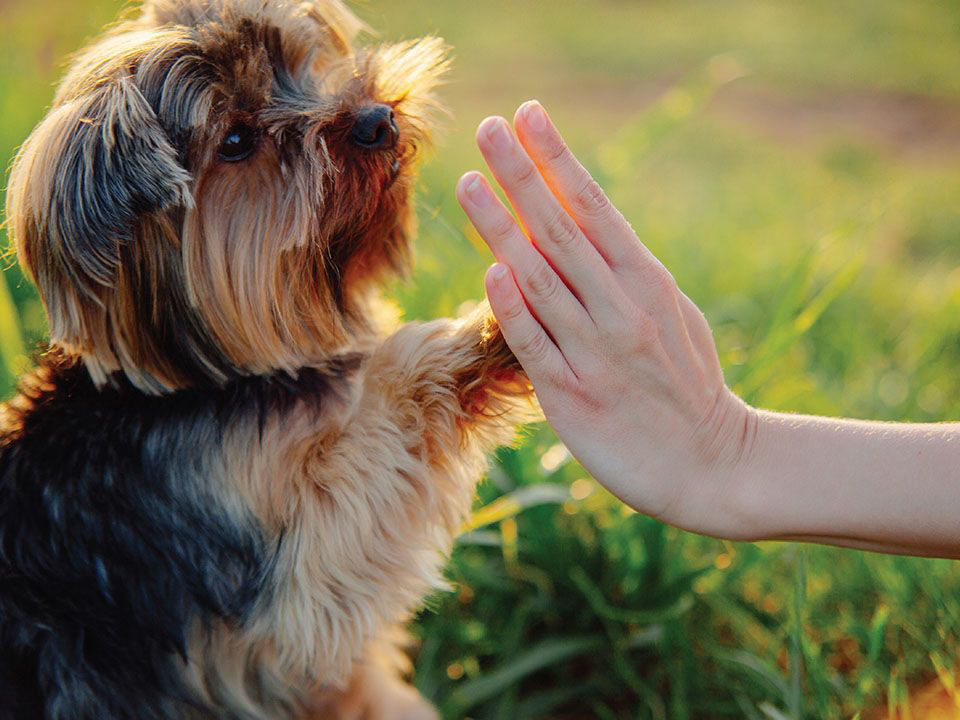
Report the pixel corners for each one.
[384,158,402,189]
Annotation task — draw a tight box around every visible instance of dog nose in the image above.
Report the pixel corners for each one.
[351,104,398,150]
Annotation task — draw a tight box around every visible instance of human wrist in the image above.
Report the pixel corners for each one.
[691,392,770,542]
[697,387,760,476]
[662,387,762,539]
[722,408,828,544]
[717,405,779,541]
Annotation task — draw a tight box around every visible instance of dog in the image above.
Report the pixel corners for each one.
[0,1,534,718]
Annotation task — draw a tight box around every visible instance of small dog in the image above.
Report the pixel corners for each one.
[0,1,533,718]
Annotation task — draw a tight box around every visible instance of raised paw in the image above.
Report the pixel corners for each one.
[323,651,439,720]
[455,304,532,415]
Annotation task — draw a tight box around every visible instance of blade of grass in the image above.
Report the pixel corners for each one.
[515,684,594,720]
[570,565,698,624]
[736,254,865,401]
[759,701,792,720]
[461,484,570,534]
[788,550,807,720]
[735,693,765,720]
[717,649,790,698]
[444,634,605,715]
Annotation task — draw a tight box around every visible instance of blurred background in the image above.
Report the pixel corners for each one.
[4,1,960,718]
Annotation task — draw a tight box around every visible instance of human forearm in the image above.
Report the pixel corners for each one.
[729,411,960,558]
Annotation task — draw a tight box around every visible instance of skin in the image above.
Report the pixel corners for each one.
[456,100,960,560]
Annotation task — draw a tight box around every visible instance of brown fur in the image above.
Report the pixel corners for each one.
[3,1,536,717]
[7,0,447,393]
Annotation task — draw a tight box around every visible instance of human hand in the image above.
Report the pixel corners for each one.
[456,101,757,537]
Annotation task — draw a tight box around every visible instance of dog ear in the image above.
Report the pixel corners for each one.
[6,75,191,348]
[303,0,369,54]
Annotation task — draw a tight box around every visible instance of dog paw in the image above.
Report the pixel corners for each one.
[335,680,439,720]
[478,313,523,376]
[456,312,532,414]
[380,689,439,720]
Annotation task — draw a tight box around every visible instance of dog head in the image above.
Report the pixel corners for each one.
[6,0,447,393]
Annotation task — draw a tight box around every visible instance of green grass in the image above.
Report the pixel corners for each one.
[4,1,960,718]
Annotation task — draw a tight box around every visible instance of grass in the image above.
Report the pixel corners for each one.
[4,1,960,718]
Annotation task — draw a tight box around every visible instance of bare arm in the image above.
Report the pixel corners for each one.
[456,100,960,559]
[734,412,960,557]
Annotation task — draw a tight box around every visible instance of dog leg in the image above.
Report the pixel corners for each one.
[365,302,535,443]
[280,306,534,715]
[323,307,534,719]
[324,639,438,720]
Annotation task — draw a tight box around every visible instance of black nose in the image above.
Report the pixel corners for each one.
[351,104,398,150]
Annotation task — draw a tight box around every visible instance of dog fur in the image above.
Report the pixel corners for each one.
[0,1,533,718]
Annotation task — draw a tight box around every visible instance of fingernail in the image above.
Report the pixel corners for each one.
[464,174,491,207]
[485,118,512,151]
[489,263,509,282]
[524,101,547,132]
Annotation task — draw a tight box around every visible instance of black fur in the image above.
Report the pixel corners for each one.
[50,79,193,289]
[0,352,361,720]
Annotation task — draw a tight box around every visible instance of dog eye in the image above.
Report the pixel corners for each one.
[219,124,258,162]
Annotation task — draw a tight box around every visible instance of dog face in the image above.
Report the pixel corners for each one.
[6,0,447,393]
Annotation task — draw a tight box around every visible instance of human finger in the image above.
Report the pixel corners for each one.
[475,116,617,322]
[513,100,654,275]
[457,171,594,360]
[484,263,571,388]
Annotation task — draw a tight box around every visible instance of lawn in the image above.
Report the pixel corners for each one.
[3,1,960,718]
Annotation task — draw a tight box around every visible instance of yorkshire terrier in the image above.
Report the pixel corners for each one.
[0,1,534,718]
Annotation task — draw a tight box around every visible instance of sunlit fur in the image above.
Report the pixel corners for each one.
[7,0,447,394]
[0,1,535,718]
